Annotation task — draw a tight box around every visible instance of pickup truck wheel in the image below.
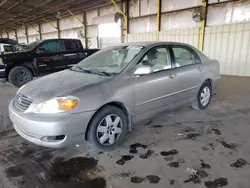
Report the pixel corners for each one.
[8,66,33,87]
[87,105,128,152]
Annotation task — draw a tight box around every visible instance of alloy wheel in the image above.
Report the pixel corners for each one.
[200,86,211,106]
[96,114,123,145]
[14,70,32,86]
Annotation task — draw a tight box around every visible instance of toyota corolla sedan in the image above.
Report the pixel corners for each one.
[9,42,220,151]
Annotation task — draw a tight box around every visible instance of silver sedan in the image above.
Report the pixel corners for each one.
[9,42,220,151]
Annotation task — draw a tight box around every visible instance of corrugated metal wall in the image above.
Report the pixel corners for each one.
[127,0,250,76]
[2,0,250,76]
[128,28,199,49]
[27,26,39,43]
[204,23,250,76]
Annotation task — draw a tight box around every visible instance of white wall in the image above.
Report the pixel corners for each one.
[27,25,39,43]
[203,0,250,76]
[127,0,250,76]
[2,0,250,76]
[204,23,250,76]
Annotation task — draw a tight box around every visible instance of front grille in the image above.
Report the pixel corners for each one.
[14,93,33,112]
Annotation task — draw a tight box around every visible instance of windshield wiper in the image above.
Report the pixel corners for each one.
[71,66,116,76]
[71,66,93,73]
[93,70,116,76]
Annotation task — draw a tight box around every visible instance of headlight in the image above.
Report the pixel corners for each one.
[33,96,79,114]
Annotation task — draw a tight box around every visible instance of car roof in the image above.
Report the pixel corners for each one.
[115,41,193,48]
[34,38,79,43]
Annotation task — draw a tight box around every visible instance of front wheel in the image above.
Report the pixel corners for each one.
[192,82,212,110]
[87,105,128,151]
[8,66,33,87]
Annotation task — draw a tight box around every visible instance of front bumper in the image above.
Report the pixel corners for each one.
[9,99,96,148]
[0,66,6,79]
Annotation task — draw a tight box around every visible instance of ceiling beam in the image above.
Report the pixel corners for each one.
[0,0,25,17]
[0,0,54,25]
[2,0,90,28]
[1,0,115,31]
[0,0,8,7]
[0,0,78,27]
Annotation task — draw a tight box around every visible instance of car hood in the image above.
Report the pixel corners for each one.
[19,69,111,102]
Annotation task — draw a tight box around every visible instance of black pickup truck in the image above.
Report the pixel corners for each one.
[0,39,99,87]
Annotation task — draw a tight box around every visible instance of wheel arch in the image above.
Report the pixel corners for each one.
[205,78,212,87]
[85,101,132,141]
[204,78,213,94]
[6,63,36,81]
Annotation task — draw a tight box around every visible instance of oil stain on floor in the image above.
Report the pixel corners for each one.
[116,155,134,165]
[5,156,106,188]
[129,143,148,154]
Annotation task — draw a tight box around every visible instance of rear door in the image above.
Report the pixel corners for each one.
[35,40,65,74]
[62,40,86,68]
[170,45,203,104]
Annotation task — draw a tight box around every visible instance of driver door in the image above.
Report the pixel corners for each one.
[133,46,178,121]
[35,40,64,74]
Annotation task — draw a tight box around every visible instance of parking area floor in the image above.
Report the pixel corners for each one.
[0,76,250,188]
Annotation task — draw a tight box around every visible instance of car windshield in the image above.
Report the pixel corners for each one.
[71,45,143,75]
[24,40,43,51]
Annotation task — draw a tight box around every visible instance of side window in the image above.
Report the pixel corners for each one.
[64,40,79,51]
[172,47,200,68]
[38,41,59,53]
[138,47,172,73]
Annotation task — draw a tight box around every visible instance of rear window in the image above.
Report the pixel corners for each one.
[64,40,80,51]
[3,45,15,52]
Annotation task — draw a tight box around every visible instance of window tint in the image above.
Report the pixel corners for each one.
[172,47,200,67]
[64,40,79,51]
[3,45,14,52]
[138,47,172,72]
[39,41,59,53]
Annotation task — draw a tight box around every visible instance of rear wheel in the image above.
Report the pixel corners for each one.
[87,105,128,152]
[192,82,212,110]
[8,66,33,87]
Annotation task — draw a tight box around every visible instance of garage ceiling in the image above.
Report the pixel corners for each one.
[0,0,115,31]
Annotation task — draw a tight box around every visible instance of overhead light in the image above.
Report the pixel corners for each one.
[56,11,61,19]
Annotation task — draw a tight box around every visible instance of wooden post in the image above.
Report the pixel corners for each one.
[25,27,29,43]
[38,24,42,40]
[14,29,18,42]
[83,11,88,48]
[56,19,60,39]
[156,0,162,41]
[198,0,208,51]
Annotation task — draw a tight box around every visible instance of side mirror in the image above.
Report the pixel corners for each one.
[134,65,153,76]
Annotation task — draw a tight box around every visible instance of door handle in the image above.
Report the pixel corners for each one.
[64,53,77,57]
[169,73,176,79]
[198,66,203,72]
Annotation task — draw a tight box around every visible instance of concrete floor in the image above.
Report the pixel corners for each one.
[0,76,250,188]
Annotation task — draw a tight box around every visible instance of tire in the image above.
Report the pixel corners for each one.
[192,82,212,110]
[87,105,128,152]
[8,66,33,88]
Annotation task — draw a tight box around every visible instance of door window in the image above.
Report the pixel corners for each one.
[172,46,201,68]
[38,41,59,53]
[138,47,172,72]
[64,40,80,51]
